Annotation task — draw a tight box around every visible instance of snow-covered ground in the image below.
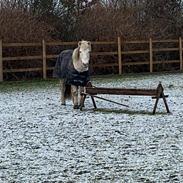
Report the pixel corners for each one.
[0,73,183,182]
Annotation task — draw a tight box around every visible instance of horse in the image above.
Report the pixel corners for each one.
[53,40,91,109]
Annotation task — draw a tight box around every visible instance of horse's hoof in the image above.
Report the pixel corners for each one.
[61,103,66,106]
[79,104,85,108]
[73,105,79,109]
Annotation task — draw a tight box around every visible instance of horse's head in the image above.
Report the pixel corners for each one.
[78,40,91,67]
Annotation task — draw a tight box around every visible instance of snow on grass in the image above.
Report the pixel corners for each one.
[0,73,183,182]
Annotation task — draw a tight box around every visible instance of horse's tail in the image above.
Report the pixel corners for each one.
[64,84,72,99]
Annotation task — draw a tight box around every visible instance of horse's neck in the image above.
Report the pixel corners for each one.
[72,48,88,72]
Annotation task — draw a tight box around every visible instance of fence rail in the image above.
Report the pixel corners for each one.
[0,37,183,82]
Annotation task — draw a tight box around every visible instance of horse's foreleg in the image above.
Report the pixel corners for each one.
[71,85,79,109]
[79,86,85,107]
[60,79,66,105]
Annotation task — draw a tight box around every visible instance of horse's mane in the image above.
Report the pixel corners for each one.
[72,47,80,63]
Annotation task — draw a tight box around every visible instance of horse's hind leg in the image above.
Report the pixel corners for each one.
[71,85,79,109]
[60,79,66,105]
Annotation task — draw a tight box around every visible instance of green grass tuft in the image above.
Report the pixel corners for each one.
[0,79,59,92]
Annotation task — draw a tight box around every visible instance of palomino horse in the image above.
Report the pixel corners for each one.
[53,40,91,109]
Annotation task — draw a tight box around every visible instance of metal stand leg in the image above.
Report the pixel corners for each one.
[80,94,86,110]
[162,93,170,113]
[91,96,97,109]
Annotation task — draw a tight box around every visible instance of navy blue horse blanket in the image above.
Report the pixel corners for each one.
[53,50,90,86]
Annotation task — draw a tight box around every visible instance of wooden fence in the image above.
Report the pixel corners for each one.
[0,37,183,82]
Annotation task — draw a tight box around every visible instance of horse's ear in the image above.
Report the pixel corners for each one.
[88,41,91,51]
[78,41,82,47]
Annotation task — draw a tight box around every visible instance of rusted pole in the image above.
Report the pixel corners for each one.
[90,94,129,107]
[0,40,3,82]
[42,39,47,79]
[179,37,183,71]
[118,37,122,75]
[149,38,153,73]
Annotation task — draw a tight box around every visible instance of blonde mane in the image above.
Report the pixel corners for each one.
[72,47,80,63]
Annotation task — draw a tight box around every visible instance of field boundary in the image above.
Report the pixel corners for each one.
[0,37,183,81]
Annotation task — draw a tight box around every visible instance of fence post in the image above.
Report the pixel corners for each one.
[42,39,47,79]
[0,40,3,82]
[118,37,122,75]
[179,37,183,71]
[149,38,153,73]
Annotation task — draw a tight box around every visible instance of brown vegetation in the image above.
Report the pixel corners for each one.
[0,0,183,80]
[0,1,53,42]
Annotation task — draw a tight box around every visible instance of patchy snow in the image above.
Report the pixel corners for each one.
[0,73,183,182]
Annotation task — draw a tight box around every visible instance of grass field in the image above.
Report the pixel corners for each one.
[0,72,183,182]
